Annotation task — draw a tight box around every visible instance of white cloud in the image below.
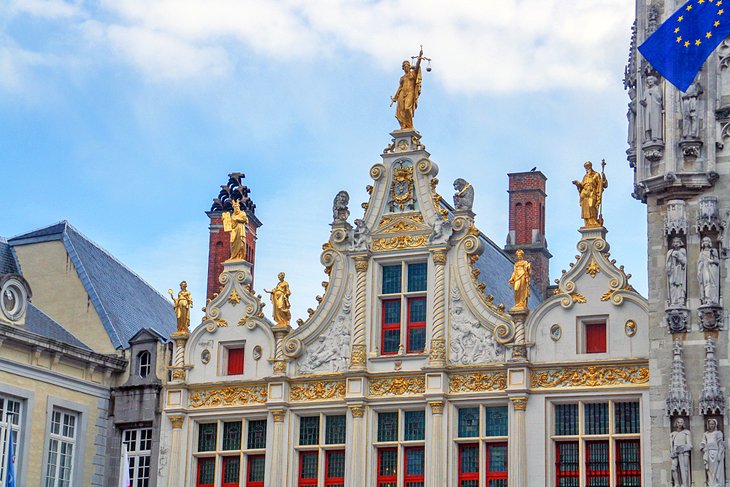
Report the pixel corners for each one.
[0,36,57,94]
[6,0,82,19]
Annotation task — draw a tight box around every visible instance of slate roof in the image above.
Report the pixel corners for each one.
[9,221,176,349]
[25,304,91,350]
[0,239,19,275]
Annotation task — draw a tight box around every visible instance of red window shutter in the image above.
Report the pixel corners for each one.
[585,322,607,353]
[227,348,245,375]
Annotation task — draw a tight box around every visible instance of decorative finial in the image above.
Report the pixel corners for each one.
[390,46,431,130]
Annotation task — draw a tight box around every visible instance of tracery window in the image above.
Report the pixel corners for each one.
[552,400,641,487]
[374,409,425,487]
[194,418,267,487]
[379,262,428,355]
[295,413,347,487]
[455,405,508,486]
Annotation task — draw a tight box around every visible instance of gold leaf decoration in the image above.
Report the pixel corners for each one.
[290,381,346,401]
[586,259,601,278]
[372,234,429,252]
[449,371,507,393]
[531,365,649,389]
[570,292,587,303]
[189,386,267,408]
[229,290,241,305]
[213,317,228,327]
[369,376,425,396]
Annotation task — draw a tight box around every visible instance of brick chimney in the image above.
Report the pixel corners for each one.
[505,170,551,299]
[206,172,262,301]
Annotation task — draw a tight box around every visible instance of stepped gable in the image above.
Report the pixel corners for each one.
[9,221,176,349]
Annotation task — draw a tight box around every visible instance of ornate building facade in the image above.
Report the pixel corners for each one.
[159,125,650,486]
[627,1,729,485]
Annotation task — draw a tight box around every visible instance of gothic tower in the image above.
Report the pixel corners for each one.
[628,2,729,484]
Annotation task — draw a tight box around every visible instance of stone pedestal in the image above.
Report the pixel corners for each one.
[508,397,527,487]
[508,307,529,361]
[347,405,366,487]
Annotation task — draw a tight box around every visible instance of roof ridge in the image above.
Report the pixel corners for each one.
[8,220,69,241]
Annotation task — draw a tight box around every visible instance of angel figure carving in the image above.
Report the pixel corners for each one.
[222,199,248,261]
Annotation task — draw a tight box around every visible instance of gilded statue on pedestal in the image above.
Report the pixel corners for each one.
[508,249,531,310]
[572,160,608,228]
[222,199,248,261]
[391,46,431,130]
[265,272,291,326]
[168,281,193,333]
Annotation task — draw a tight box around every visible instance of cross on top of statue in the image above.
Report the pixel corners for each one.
[391,46,432,131]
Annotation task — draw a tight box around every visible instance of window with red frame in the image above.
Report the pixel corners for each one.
[555,441,579,486]
[379,262,427,355]
[325,450,345,487]
[458,444,479,487]
[221,456,240,487]
[246,455,265,487]
[196,458,215,487]
[404,446,424,487]
[586,441,610,484]
[485,443,508,486]
[616,439,641,486]
[584,321,607,353]
[377,448,397,487]
[227,347,245,375]
[299,451,319,486]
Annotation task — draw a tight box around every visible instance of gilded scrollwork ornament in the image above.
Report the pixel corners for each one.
[369,376,426,396]
[449,371,507,393]
[189,386,267,408]
[531,365,649,389]
[290,381,346,401]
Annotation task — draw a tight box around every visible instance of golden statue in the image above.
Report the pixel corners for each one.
[572,160,608,228]
[222,199,248,261]
[508,249,531,310]
[264,272,291,326]
[391,46,430,130]
[168,281,193,333]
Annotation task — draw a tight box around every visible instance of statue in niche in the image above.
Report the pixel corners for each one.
[627,86,637,148]
[666,237,687,308]
[391,47,429,130]
[453,178,474,210]
[450,300,499,364]
[698,237,720,305]
[508,249,531,310]
[351,219,370,251]
[264,272,291,326]
[701,418,726,487]
[429,219,452,245]
[298,315,351,373]
[670,417,692,487]
[222,199,248,261]
[681,81,702,139]
[332,191,350,222]
[168,281,193,333]
[641,75,663,142]
[572,160,608,228]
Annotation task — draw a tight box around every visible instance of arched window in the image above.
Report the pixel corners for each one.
[138,351,151,378]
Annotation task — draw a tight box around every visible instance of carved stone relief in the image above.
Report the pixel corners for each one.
[666,340,692,416]
[666,237,687,308]
[428,219,452,245]
[664,200,688,236]
[298,292,353,374]
[699,338,725,416]
[350,219,371,251]
[449,289,504,364]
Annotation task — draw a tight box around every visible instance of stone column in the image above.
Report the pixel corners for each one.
[167,416,185,487]
[350,256,369,369]
[508,308,528,361]
[508,397,527,487]
[429,251,447,367]
[347,405,366,487]
[170,331,190,381]
[269,409,287,487]
[428,401,445,486]
[271,326,290,375]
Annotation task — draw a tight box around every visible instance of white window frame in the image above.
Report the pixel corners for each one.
[576,315,609,355]
[122,428,152,487]
[452,402,510,486]
[0,396,22,486]
[371,407,426,487]
[137,351,152,378]
[294,412,348,486]
[44,408,78,487]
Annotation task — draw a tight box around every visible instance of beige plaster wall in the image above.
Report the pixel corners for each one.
[14,241,115,353]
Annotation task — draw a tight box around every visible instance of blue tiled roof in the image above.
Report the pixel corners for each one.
[25,304,91,350]
[474,233,542,311]
[9,222,176,349]
[0,239,19,275]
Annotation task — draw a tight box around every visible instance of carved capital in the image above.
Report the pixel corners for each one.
[350,344,367,369]
[429,401,445,415]
[169,415,185,429]
[431,250,447,266]
[510,396,528,411]
[271,410,287,423]
[273,360,287,374]
[171,368,186,381]
[429,338,446,363]
[354,257,369,272]
[349,405,365,418]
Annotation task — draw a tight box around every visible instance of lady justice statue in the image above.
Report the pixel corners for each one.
[391,46,431,130]
[264,272,292,326]
[222,199,248,261]
[509,249,532,310]
[168,281,193,333]
[572,160,608,228]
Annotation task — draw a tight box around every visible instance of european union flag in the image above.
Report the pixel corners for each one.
[5,431,15,487]
[639,0,730,91]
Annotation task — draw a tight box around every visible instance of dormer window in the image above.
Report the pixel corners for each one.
[379,261,427,355]
[137,351,151,378]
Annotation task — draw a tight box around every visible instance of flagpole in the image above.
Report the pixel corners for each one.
[599,159,606,226]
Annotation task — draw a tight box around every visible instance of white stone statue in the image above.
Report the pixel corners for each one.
[698,237,720,306]
[332,191,350,222]
[350,219,370,251]
[681,81,702,139]
[641,75,663,142]
[670,418,692,487]
[298,315,351,374]
[701,418,726,487]
[450,300,501,364]
[720,209,730,258]
[666,237,687,308]
[429,219,453,245]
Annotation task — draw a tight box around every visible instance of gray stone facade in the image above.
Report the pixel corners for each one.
[628,2,729,484]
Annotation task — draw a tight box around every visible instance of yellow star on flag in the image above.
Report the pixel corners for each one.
[707,31,713,37]
[685,40,691,46]
[687,4,693,10]
[675,27,681,32]
[696,39,702,45]
[679,15,684,21]
[677,36,683,42]
[715,20,721,26]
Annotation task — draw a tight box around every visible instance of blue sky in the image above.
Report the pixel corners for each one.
[1,0,644,325]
